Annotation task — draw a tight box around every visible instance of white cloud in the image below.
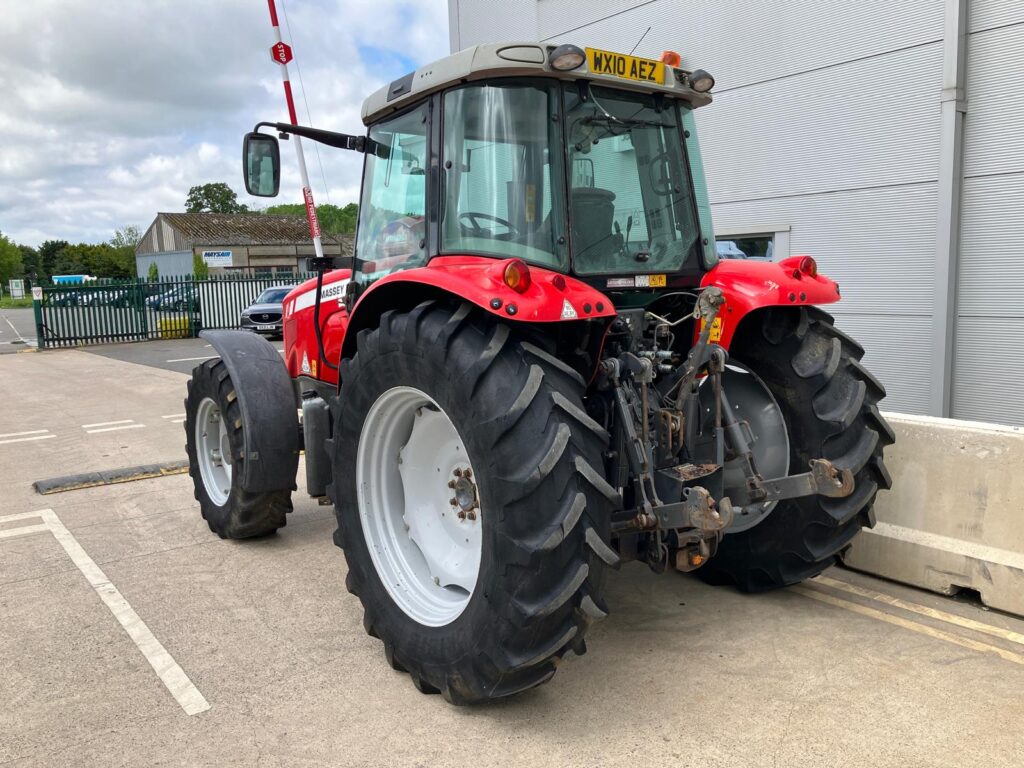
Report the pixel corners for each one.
[0,0,449,246]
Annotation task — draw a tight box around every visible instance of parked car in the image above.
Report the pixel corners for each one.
[240,285,292,338]
[146,286,198,311]
[50,290,84,307]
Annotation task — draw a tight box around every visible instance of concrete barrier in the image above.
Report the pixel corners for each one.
[843,412,1024,617]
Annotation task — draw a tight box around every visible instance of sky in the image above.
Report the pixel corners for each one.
[0,0,450,247]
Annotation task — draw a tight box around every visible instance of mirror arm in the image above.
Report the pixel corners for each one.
[253,122,388,158]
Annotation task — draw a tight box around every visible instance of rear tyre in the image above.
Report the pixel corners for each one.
[185,358,292,538]
[697,307,893,591]
[330,302,619,704]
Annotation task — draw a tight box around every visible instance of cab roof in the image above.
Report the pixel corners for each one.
[361,42,713,126]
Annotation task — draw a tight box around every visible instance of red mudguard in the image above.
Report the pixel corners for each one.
[282,256,616,386]
[699,256,842,348]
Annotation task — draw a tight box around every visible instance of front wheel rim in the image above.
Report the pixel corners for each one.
[195,397,232,506]
[356,386,482,628]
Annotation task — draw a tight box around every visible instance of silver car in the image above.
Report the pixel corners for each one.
[240,285,292,339]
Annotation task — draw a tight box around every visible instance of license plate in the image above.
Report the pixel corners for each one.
[586,48,665,85]
[256,324,276,331]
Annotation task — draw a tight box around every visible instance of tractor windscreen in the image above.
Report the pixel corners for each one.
[566,85,701,276]
[440,81,568,271]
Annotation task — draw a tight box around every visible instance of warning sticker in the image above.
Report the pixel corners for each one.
[301,351,311,375]
[561,299,578,320]
[700,317,724,343]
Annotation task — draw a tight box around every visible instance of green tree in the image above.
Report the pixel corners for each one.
[37,239,69,281]
[111,225,142,249]
[185,182,249,214]
[193,252,209,279]
[147,261,160,281]
[54,243,134,280]
[0,232,24,288]
[18,244,40,285]
[264,202,358,234]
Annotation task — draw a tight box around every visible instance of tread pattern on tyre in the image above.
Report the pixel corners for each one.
[184,358,291,539]
[697,306,893,592]
[329,301,618,704]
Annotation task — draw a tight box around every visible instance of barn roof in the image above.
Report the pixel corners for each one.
[157,212,350,246]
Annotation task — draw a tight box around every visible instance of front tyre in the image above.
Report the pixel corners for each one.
[698,307,893,591]
[330,303,619,704]
[184,358,292,538]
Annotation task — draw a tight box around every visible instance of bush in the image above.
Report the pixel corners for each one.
[193,253,210,280]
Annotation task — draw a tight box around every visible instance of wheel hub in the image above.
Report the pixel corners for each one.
[450,470,479,519]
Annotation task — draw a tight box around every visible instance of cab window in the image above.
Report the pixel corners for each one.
[354,105,428,282]
[440,82,567,270]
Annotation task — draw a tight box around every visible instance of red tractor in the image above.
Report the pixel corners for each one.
[185,43,892,704]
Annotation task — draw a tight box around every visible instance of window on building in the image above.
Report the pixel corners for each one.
[715,233,775,260]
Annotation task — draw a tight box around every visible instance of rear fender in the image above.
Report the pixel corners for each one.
[700,257,842,349]
[341,255,615,361]
[200,330,300,493]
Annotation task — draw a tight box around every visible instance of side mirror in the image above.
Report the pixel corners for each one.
[243,132,280,197]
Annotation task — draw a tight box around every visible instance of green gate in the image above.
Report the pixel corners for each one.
[34,274,314,349]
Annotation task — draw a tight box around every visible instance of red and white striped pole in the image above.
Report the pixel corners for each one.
[266,0,324,261]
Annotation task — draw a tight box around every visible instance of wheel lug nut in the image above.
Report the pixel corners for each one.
[447,480,456,488]
[464,468,472,478]
[453,468,463,477]
[449,497,457,505]
[467,511,477,521]
[457,510,466,520]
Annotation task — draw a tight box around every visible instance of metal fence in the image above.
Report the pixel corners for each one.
[33,273,315,349]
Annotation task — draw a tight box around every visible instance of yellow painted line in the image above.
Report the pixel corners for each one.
[814,575,1024,647]
[791,585,1024,666]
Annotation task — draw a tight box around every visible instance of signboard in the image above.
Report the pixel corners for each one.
[202,250,233,268]
[271,41,293,65]
[31,286,43,301]
[8,279,24,299]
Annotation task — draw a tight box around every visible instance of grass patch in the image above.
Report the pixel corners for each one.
[0,297,33,309]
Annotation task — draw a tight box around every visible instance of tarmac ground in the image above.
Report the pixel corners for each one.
[1,340,1022,767]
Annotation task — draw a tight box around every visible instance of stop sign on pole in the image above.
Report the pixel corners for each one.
[271,42,293,65]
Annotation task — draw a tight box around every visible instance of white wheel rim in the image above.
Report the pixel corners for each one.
[356,386,482,627]
[195,397,232,506]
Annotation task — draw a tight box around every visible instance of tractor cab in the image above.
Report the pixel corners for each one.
[351,43,718,293]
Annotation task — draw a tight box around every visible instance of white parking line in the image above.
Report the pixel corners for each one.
[82,420,134,429]
[161,414,186,419]
[3,314,29,344]
[166,356,214,363]
[0,429,49,438]
[0,509,210,715]
[86,424,146,435]
[0,434,56,446]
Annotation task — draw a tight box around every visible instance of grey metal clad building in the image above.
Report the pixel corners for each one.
[447,0,1024,425]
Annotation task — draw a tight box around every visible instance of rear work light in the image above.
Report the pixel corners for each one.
[503,259,532,293]
[687,69,715,93]
[549,44,585,71]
